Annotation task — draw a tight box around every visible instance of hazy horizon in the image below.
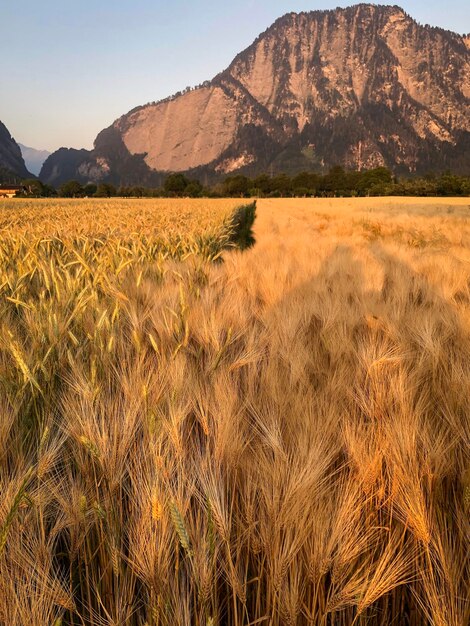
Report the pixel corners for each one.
[3,0,469,153]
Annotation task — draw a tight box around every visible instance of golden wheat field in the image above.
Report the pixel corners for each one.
[0,198,243,237]
[0,198,255,262]
[0,196,469,626]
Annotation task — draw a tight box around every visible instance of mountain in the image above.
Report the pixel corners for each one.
[18,144,51,176]
[40,4,470,186]
[0,121,32,182]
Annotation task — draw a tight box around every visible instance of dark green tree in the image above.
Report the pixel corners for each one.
[292,172,319,195]
[270,174,292,197]
[184,181,203,197]
[253,174,272,196]
[164,174,189,195]
[223,175,250,197]
[83,183,98,197]
[95,183,116,198]
[321,166,347,195]
[355,167,392,195]
[436,174,463,196]
[59,180,83,198]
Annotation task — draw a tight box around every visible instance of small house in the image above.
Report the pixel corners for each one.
[0,185,23,198]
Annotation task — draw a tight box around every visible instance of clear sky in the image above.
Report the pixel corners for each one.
[2,1,469,152]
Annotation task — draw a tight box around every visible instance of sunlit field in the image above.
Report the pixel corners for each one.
[0,198,255,260]
[0,198,247,236]
[0,197,469,626]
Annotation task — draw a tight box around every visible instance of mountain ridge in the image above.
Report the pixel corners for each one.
[40,4,470,186]
[0,122,32,182]
[18,144,51,177]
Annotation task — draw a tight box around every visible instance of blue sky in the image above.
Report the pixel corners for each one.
[2,1,469,152]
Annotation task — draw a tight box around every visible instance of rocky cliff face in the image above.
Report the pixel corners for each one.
[0,122,32,182]
[41,4,470,186]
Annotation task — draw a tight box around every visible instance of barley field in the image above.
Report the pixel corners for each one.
[0,197,469,626]
[0,198,255,261]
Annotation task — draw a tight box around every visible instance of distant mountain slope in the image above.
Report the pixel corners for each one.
[18,144,51,176]
[0,122,32,182]
[41,4,470,186]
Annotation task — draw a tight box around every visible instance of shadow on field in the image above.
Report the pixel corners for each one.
[261,243,468,625]
[269,242,464,354]
[228,201,257,250]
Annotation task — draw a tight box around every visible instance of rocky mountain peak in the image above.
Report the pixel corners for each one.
[40,4,470,186]
[0,122,32,182]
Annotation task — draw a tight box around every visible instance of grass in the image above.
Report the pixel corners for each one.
[0,196,468,625]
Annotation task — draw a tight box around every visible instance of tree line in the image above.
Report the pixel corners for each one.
[18,167,470,199]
